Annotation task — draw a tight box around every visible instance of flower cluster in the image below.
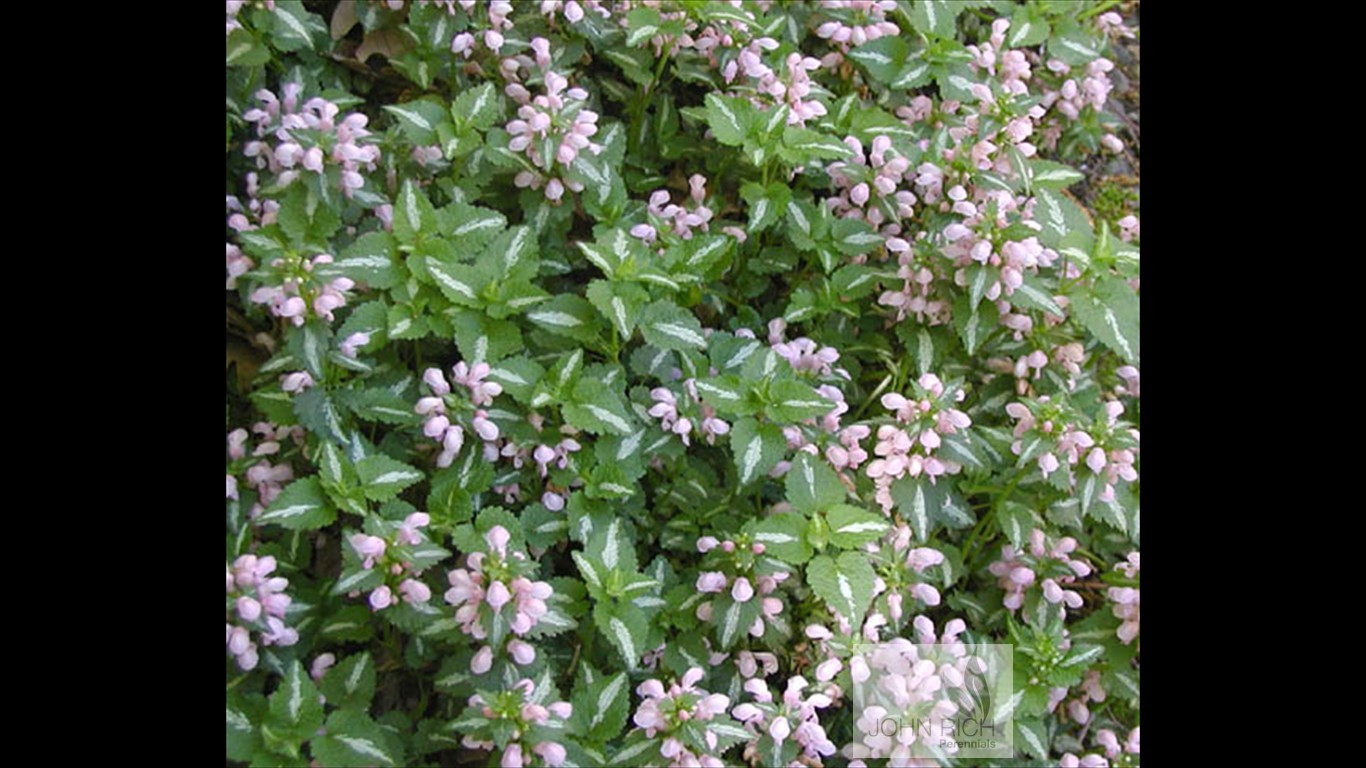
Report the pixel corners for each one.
[226,423,302,516]
[815,1,900,52]
[417,362,503,467]
[866,373,972,513]
[505,45,602,201]
[694,534,788,640]
[1095,725,1141,766]
[826,135,916,233]
[631,175,715,244]
[988,528,1091,612]
[648,380,731,448]
[226,554,297,671]
[723,38,828,126]
[241,84,380,195]
[846,616,984,766]
[632,667,733,768]
[249,252,355,328]
[458,677,573,768]
[1006,397,1140,502]
[345,512,436,611]
[449,0,515,58]
[444,526,554,673]
[873,523,947,620]
[733,675,838,763]
[1109,551,1140,644]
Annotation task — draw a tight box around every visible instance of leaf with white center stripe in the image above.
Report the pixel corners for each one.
[1028,159,1084,189]
[909,0,958,38]
[355,454,423,501]
[1014,719,1050,761]
[271,0,323,52]
[265,661,323,741]
[258,477,336,530]
[600,602,648,670]
[1011,277,1066,317]
[953,293,989,355]
[847,35,909,82]
[639,301,707,351]
[692,374,754,417]
[939,433,990,472]
[383,100,446,145]
[318,653,375,711]
[573,551,605,596]
[889,475,945,542]
[1049,24,1103,65]
[826,504,890,548]
[1060,644,1105,668]
[526,295,600,342]
[806,552,875,624]
[586,279,646,341]
[780,126,856,162]
[563,380,636,436]
[439,202,506,252]
[312,710,402,767]
[393,179,438,243]
[328,232,399,288]
[785,453,845,514]
[452,81,501,131]
[740,181,792,233]
[747,513,811,564]
[766,379,836,423]
[1034,188,1094,249]
[729,417,785,486]
[574,669,630,742]
[1072,275,1140,363]
[484,224,536,282]
[484,356,544,405]
[704,92,751,146]
[830,217,884,255]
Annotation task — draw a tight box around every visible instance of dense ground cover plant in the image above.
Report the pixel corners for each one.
[226,1,1140,765]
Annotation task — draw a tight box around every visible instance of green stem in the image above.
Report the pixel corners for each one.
[1077,0,1121,21]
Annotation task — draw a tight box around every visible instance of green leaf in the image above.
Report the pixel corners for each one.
[525,295,601,343]
[1048,22,1104,66]
[226,29,271,67]
[329,232,400,289]
[356,454,424,501]
[766,380,835,423]
[829,218,884,255]
[740,182,792,233]
[265,661,324,743]
[438,202,506,253]
[424,259,485,307]
[563,381,637,436]
[311,710,403,767]
[318,653,376,711]
[1014,719,1050,761]
[1034,188,1094,249]
[747,513,811,564]
[394,181,439,245]
[1011,277,1065,317]
[1029,160,1084,189]
[1072,276,1140,363]
[1007,5,1050,47]
[452,82,502,131]
[383,100,448,146]
[586,279,647,341]
[888,475,944,542]
[847,36,909,83]
[599,602,649,671]
[952,294,990,355]
[483,225,538,283]
[729,417,786,486]
[485,357,544,405]
[574,669,631,743]
[780,127,855,162]
[806,551,875,624]
[825,504,890,548]
[639,301,707,351]
[693,374,755,417]
[703,93,751,146]
[258,477,336,530]
[909,0,959,38]
[624,6,663,46]
[271,1,324,52]
[785,453,845,514]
